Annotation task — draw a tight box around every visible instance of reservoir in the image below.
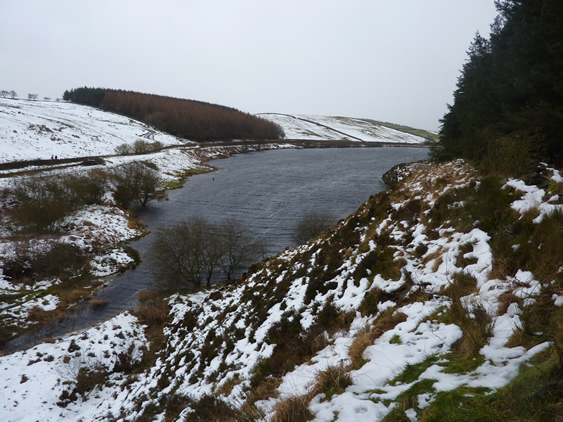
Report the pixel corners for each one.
[4,146,428,350]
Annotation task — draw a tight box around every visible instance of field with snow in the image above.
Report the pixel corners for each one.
[259,113,432,144]
[0,98,191,164]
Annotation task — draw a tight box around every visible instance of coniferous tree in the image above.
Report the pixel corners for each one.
[434,0,563,167]
[62,87,285,142]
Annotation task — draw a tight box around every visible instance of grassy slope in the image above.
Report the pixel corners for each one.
[126,159,562,421]
[362,119,439,142]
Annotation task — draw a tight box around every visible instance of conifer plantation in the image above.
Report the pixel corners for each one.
[434,0,563,170]
[63,88,285,142]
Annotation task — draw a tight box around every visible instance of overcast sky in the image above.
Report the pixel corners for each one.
[1,1,498,131]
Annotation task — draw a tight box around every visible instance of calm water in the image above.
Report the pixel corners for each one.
[3,147,428,350]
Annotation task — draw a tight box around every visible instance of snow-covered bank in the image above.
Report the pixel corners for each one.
[2,159,560,421]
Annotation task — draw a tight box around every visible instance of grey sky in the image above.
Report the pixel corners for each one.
[1,0,497,131]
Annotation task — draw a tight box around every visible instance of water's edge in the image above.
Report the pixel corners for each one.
[2,147,429,352]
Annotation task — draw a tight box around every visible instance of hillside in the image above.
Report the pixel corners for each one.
[63,88,285,143]
[1,156,561,421]
[0,97,188,164]
[0,99,431,168]
[259,113,433,144]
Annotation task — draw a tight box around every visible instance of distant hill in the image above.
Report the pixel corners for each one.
[0,97,184,164]
[258,113,434,144]
[63,87,285,143]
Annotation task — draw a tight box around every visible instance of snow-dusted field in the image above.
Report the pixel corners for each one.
[0,98,190,163]
[259,113,430,143]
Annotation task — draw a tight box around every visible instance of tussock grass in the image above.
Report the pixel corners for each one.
[271,394,314,422]
[441,272,492,358]
[310,365,353,402]
[135,289,169,325]
[180,393,264,422]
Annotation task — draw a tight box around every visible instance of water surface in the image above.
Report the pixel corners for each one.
[3,147,428,350]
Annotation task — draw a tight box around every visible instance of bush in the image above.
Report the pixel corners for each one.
[111,161,162,207]
[293,211,337,245]
[61,170,108,205]
[115,140,164,155]
[10,170,108,232]
[2,241,88,283]
[11,174,74,232]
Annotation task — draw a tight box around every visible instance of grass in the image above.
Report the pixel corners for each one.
[389,355,439,386]
[349,310,407,368]
[384,378,437,421]
[271,394,314,422]
[310,365,353,402]
[420,347,562,421]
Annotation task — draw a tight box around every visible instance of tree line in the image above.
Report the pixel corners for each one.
[433,0,563,170]
[62,87,285,143]
[0,90,17,99]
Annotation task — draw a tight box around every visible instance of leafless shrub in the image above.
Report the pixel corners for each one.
[9,170,108,232]
[292,211,337,245]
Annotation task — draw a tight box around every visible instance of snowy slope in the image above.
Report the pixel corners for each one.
[1,160,561,421]
[0,98,189,163]
[259,113,429,144]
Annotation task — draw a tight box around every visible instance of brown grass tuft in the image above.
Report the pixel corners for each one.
[310,365,353,401]
[271,394,314,422]
[89,299,108,309]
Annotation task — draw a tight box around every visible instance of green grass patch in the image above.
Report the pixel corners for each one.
[420,347,562,421]
[390,355,439,386]
[441,354,485,374]
[385,379,437,421]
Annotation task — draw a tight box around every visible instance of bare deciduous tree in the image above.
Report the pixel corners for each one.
[28,93,38,101]
[9,91,17,99]
[151,217,264,290]
[217,219,265,280]
[0,90,8,98]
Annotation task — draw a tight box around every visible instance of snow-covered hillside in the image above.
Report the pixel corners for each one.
[259,113,430,144]
[0,99,429,167]
[0,98,189,163]
[0,99,561,421]
[1,159,561,421]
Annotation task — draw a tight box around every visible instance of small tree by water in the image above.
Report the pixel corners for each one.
[111,161,162,208]
[150,217,263,290]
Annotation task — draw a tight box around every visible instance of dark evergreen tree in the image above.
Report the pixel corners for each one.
[434,0,563,167]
